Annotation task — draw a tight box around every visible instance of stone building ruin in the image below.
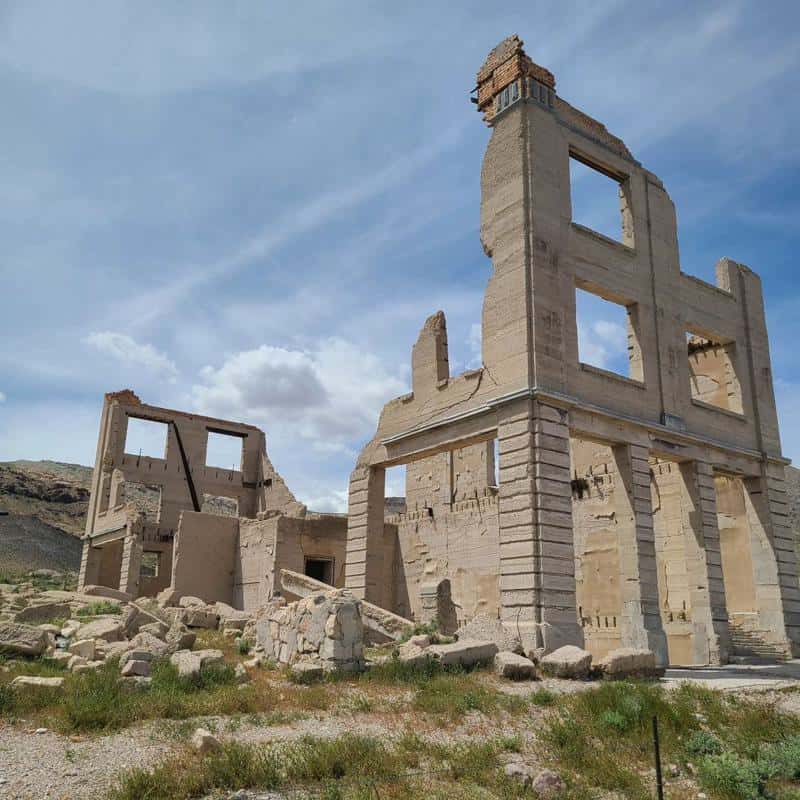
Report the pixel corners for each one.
[78,390,348,610]
[343,36,799,666]
[78,37,799,667]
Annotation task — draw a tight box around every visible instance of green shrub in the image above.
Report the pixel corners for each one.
[362,655,444,685]
[0,684,14,714]
[62,666,134,731]
[686,729,724,757]
[398,619,439,643]
[76,601,121,618]
[758,736,800,781]
[237,637,252,656]
[699,751,764,800]
[529,687,557,706]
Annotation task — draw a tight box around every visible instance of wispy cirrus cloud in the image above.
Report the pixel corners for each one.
[85,332,179,382]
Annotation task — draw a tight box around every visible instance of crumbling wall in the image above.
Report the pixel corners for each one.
[170,511,239,605]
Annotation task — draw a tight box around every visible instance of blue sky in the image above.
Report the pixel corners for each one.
[1,1,799,511]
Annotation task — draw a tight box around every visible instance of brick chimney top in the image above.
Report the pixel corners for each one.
[475,35,556,125]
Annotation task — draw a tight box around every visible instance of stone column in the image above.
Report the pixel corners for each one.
[681,460,730,664]
[118,532,142,597]
[613,443,668,665]
[78,539,101,589]
[497,398,582,654]
[344,463,385,603]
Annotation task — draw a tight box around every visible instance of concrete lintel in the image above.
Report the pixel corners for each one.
[87,527,127,547]
[380,385,787,469]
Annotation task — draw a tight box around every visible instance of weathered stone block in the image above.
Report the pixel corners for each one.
[539,645,592,680]
[495,651,536,680]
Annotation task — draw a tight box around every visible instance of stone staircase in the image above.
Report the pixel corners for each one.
[728,626,790,661]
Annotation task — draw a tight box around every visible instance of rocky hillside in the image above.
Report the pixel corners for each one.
[0,460,92,537]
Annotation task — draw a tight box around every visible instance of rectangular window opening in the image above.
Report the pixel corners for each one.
[205,431,244,471]
[122,481,161,520]
[384,464,407,516]
[569,153,633,246]
[686,331,743,414]
[125,417,168,460]
[304,557,334,585]
[140,552,161,579]
[576,287,642,381]
[200,493,239,517]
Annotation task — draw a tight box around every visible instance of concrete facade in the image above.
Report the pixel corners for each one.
[344,36,799,665]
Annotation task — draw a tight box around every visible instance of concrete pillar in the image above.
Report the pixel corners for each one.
[118,533,143,597]
[497,398,582,654]
[613,443,668,665]
[344,463,385,603]
[743,465,800,656]
[78,539,101,589]
[681,460,731,664]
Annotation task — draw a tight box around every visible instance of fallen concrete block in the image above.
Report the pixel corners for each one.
[180,608,219,629]
[426,639,498,668]
[80,585,132,602]
[0,622,48,656]
[11,676,64,690]
[74,618,123,643]
[169,648,224,679]
[598,648,662,679]
[539,646,592,680]
[129,631,170,659]
[68,638,96,660]
[139,621,168,639]
[14,602,72,625]
[495,651,536,680]
[178,596,207,609]
[290,661,324,682]
[121,659,151,678]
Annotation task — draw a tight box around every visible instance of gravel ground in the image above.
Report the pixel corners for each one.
[0,697,546,800]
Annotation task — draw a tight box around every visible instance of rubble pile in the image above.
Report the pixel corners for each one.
[245,588,365,673]
[0,577,249,684]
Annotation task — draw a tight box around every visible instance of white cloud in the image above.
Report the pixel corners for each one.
[578,319,628,371]
[298,487,349,515]
[85,332,179,381]
[0,391,6,403]
[191,338,406,453]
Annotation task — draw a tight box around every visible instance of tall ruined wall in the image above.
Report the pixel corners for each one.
[392,441,500,624]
